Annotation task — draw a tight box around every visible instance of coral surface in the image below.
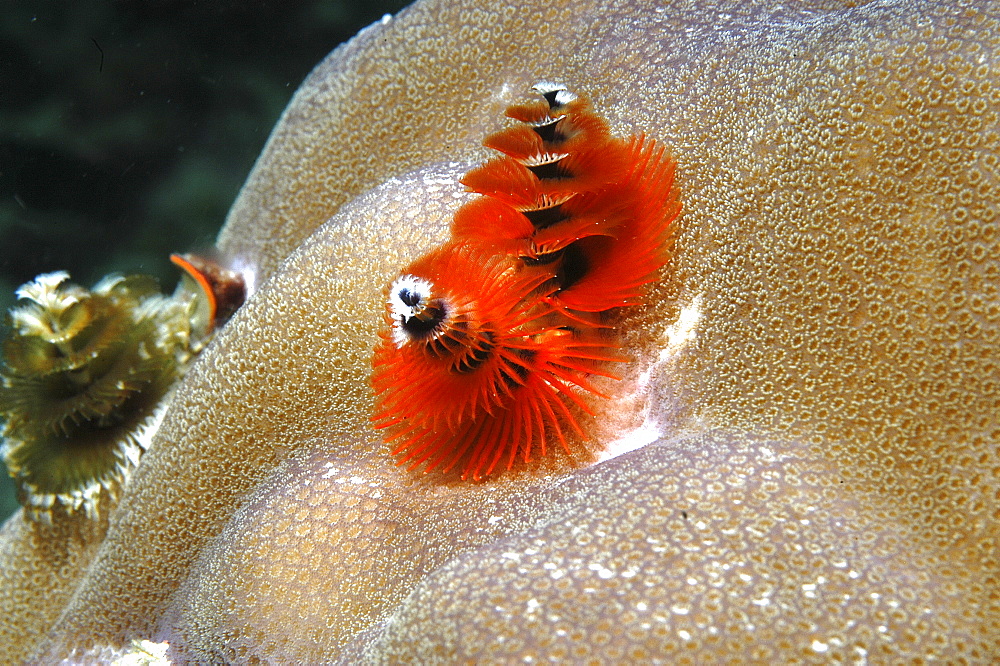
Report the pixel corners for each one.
[1,0,998,662]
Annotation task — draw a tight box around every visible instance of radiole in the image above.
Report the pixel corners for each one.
[371,82,680,480]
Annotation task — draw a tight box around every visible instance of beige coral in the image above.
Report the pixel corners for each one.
[1,0,998,662]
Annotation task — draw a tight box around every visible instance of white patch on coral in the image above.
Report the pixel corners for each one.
[597,294,704,462]
[109,639,171,666]
[229,255,258,299]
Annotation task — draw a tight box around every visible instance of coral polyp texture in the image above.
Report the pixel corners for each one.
[372,85,678,479]
[1,0,999,663]
[0,272,201,520]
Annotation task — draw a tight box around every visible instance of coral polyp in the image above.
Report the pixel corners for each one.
[0,270,212,520]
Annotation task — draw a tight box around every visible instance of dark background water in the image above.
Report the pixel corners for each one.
[0,0,409,522]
